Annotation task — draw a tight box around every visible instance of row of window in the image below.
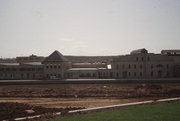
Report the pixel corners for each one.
[116,64,143,69]
[116,72,142,77]
[98,72,109,77]
[136,57,150,61]
[79,73,96,77]
[46,65,61,69]
[116,71,170,77]
[46,73,61,78]
[0,73,38,79]
[116,64,169,69]
[0,68,43,72]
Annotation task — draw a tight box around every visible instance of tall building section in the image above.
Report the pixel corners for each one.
[112,48,177,79]
[42,50,72,79]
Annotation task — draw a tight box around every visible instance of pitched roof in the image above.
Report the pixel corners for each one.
[43,50,68,62]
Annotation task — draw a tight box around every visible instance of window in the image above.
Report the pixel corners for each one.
[37,68,43,71]
[147,57,150,61]
[21,73,24,78]
[142,57,144,61]
[116,72,119,77]
[157,64,163,68]
[151,64,153,69]
[129,64,131,69]
[12,68,17,71]
[140,72,142,77]
[140,64,142,69]
[87,73,91,77]
[151,72,153,77]
[58,74,61,78]
[33,74,35,78]
[103,72,105,77]
[6,68,10,71]
[136,57,138,61]
[0,68,4,71]
[27,73,29,79]
[122,64,125,69]
[167,72,169,77]
[134,64,136,69]
[117,64,119,69]
[46,66,49,69]
[129,72,131,76]
[20,68,25,71]
[54,65,56,68]
[167,64,169,69]
[58,66,61,69]
[134,72,136,77]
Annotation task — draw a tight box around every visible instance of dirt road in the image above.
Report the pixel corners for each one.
[0,97,153,108]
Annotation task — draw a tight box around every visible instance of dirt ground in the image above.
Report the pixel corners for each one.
[0,83,180,98]
[0,97,152,109]
[0,102,82,121]
[0,83,180,121]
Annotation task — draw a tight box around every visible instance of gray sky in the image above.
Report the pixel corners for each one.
[0,0,180,58]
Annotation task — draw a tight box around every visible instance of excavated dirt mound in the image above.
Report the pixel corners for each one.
[0,84,180,98]
[0,102,82,121]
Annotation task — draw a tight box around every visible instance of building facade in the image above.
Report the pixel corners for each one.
[112,48,180,79]
[0,49,180,80]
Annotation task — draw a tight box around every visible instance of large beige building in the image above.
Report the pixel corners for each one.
[0,49,180,80]
[112,48,180,79]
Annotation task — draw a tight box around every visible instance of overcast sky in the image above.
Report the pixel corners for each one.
[0,0,180,58]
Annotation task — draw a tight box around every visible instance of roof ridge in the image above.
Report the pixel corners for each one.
[43,50,69,62]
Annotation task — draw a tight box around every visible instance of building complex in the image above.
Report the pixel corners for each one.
[0,48,180,80]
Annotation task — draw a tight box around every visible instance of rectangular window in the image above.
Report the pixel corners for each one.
[167,72,169,77]
[140,72,142,76]
[147,57,150,61]
[140,64,142,69]
[167,64,169,69]
[122,65,125,69]
[151,72,153,77]
[116,72,119,77]
[117,64,119,69]
[136,57,138,61]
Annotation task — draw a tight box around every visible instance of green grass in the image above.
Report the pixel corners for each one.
[52,101,180,121]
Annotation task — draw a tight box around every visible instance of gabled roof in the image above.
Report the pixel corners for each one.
[43,50,68,62]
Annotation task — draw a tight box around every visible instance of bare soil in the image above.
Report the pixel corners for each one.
[0,102,82,121]
[0,83,180,98]
[0,83,180,121]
